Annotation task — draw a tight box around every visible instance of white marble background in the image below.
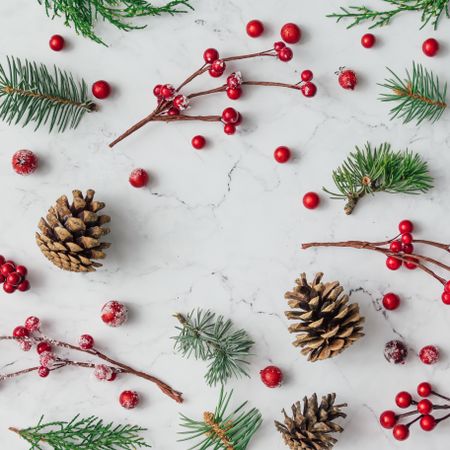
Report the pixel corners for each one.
[1,0,450,448]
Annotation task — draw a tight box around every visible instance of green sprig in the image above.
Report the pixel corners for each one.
[379,62,447,125]
[10,415,151,449]
[327,0,449,30]
[0,56,96,132]
[179,388,262,450]
[324,143,433,215]
[38,0,194,45]
[173,309,254,386]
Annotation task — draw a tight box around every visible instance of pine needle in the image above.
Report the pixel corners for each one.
[379,62,447,125]
[324,143,433,215]
[0,56,96,132]
[38,0,194,45]
[173,309,254,386]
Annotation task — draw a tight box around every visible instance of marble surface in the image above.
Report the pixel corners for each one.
[1,0,450,448]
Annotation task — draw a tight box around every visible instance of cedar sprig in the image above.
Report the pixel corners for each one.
[9,414,151,449]
[173,309,254,386]
[38,0,193,46]
[324,143,433,214]
[179,388,262,450]
[328,0,449,30]
[0,56,96,132]
[379,62,447,125]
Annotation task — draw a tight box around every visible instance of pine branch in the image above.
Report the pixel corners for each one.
[327,0,450,30]
[0,56,96,132]
[179,388,262,450]
[324,143,433,215]
[38,0,194,45]
[379,62,447,125]
[173,309,254,386]
[9,414,151,449]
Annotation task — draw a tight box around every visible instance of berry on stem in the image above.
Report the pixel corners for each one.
[223,123,236,135]
[301,70,313,82]
[221,107,239,124]
[379,410,397,429]
[361,33,376,48]
[203,48,219,64]
[13,326,29,338]
[395,391,412,408]
[401,233,413,244]
[37,342,52,354]
[25,316,40,332]
[389,240,402,253]
[393,424,409,441]
[1,263,15,277]
[419,345,440,365]
[338,68,357,90]
[227,87,242,100]
[38,366,50,378]
[398,220,414,234]
[12,150,38,175]
[161,84,175,99]
[442,292,450,305]
[301,82,317,98]
[420,415,436,431]
[302,192,320,209]
[92,80,111,99]
[273,41,286,52]
[417,382,432,397]
[403,243,414,254]
[422,38,439,57]
[246,20,264,38]
[153,84,162,97]
[280,23,301,44]
[384,340,408,364]
[3,283,16,294]
[79,334,95,350]
[386,256,402,271]
[16,265,27,277]
[417,399,433,415]
[274,146,291,163]
[382,293,400,311]
[94,364,116,381]
[260,365,283,388]
[191,135,206,150]
[7,272,22,287]
[17,280,30,292]
[49,34,65,51]
[119,390,139,409]
[129,168,149,188]
[278,47,293,62]
[101,301,128,327]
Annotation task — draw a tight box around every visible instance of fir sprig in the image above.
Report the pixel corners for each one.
[38,0,194,45]
[179,388,262,450]
[173,309,254,386]
[328,0,450,30]
[324,143,433,214]
[0,56,96,132]
[9,414,151,449]
[379,62,447,125]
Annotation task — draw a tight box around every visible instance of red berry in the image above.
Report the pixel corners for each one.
[37,342,52,354]
[153,84,162,97]
[12,150,38,175]
[260,365,283,388]
[301,82,317,98]
[5,260,16,267]
[227,72,242,89]
[384,340,408,364]
[274,41,286,52]
[119,390,139,409]
[398,220,414,234]
[422,38,439,57]
[302,192,320,210]
[389,240,402,253]
[246,20,264,38]
[1,263,15,277]
[3,283,16,294]
[38,366,50,378]
[361,33,376,48]
[19,339,32,352]
[402,243,414,254]
[129,168,149,188]
[203,48,219,64]
[167,107,180,116]
[278,47,293,62]
[401,233,413,244]
[13,326,29,338]
[404,257,418,270]
[191,135,206,150]
[160,84,175,99]
[221,107,239,124]
[226,87,242,100]
[94,364,116,381]
[393,424,409,441]
[223,123,236,135]
[379,410,397,429]
[301,70,313,82]
[382,293,400,311]
[15,265,27,277]
[395,391,412,408]
[7,272,22,287]
[17,280,30,292]
[25,316,40,332]
[49,34,65,51]
[79,334,95,350]
[274,146,291,164]
[338,69,357,90]
[39,351,56,368]
[420,415,436,431]
[92,80,111,99]
[234,113,242,126]
[419,345,440,365]
[208,68,222,78]
[442,291,450,305]
[173,95,189,111]
[417,382,432,397]
[280,23,301,44]
[417,399,433,415]
[101,301,128,327]
[211,59,226,74]
[386,256,402,270]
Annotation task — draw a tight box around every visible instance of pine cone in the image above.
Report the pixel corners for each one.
[36,189,111,272]
[284,273,364,362]
[275,393,347,450]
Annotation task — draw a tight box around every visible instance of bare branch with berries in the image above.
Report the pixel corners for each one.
[109,44,316,148]
[1,317,183,404]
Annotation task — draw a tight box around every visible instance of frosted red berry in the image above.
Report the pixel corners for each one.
[417,399,433,414]
[223,123,236,135]
[395,391,412,408]
[211,59,226,74]
[274,146,291,163]
[173,95,189,111]
[382,293,400,311]
[19,339,32,352]
[227,72,242,89]
[303,192,320,210]
[101,301,128,327]
[417,382,432,397]
[25,316,40,332]
[92,80,111,99]
[79,334,95,350]
[384,340,408,364]
[12,150,38,175]
[222,107,239,124]
[301,82,317,97]
[260,365,283,388]
[278,47,293,62]
[17,280,30,292]
[192,135,206,150]
[203,48,219,64]
[119,390,139,409]
[94,364,116,381]
[338,69,357,90]
[361,33,376,48]
[39,351,56,368]
[380,410,397,429]
[422,38,439,57]
[37,342,52,354]
[49,34,65,51]
[38,366,50,378]
[420,415,436,431]
[280,23,301,44]
[301,70,313,82]
[13,326,29,338]
[129,168,149,188]
[386,256,402,271]
[393,424,409,441]
[419,345,440,365]
[246,20,264,38]
[227,87,242,100]
[398,220,413,234]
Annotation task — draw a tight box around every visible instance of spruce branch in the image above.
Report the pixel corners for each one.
[10,414,151,449]
[179,388,262,450]
[0,56,96,132]
[38,0,194,45]
[379,62,447,125]
[173,309,254,386]
[324,143,433,215]
[327,0,450,30]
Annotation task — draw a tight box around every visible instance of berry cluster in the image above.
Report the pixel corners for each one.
[0,255,30,294]
[386,220,417,270]
[384,340,440,366]
[380,382,450,441]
